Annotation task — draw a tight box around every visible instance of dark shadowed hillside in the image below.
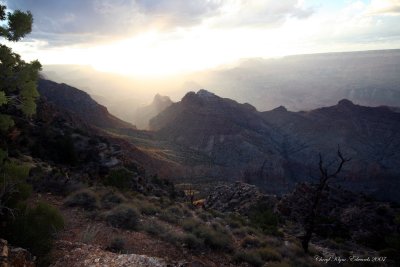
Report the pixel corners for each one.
[150,90,400,202]
[38,79,136,130]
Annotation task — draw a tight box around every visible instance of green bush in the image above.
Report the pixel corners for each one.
[64,189,99,210]
[4,202,64,266]
[248,203,280,235]
[183,233,203,250]
[191,224,233,251]
[101,191,126,209]
[181,218,202,231]
[144,220,167,236]
[158,207,183,224]
[140,201,160,216]
[233,250,264,267]
[106,204,140,230]
[241,236,262,249]
[104,168,134,190]
[106,237,126,253]
[181,218,233,251]
[257,246,282,261]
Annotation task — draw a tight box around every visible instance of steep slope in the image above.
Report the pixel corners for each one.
[150,90,400,201]
[132,94,173,129]
[150,90,282,172]
[38,79,136,130]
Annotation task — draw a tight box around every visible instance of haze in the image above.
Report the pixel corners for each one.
[6,0,400,76]
[4,0,400,127]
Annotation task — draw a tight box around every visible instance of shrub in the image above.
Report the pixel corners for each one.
[158,207,183,224]
[248,203,279,235]
[64,189,99,210]
[203,230,233,251]
[101,191,126,209]
[257,246,282,261]
[241,236,262,249]
[183,233,203,250]
[4,202,64,266]
[233,250,264,267]
[106,204,140,230]
[198,211,213,221]
[181,218,202,231]
[144,220,167,236]
[104,167,134,190]
[140,201,160,216]
[190,224,233,251]
[106,237,126,253]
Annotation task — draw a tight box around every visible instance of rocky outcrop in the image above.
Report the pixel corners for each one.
[0,239,35,267]
[51,241,167,267]
[204,181,277,214]
[133,94,173,129]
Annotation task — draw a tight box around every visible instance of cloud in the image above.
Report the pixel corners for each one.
[366,0,400,15]
[4,0,223,46]
[4,0,313,47]
[207,0,314,28]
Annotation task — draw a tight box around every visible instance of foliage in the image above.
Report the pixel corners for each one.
[2,201,64,266]
[101,191,126,209]
[248,203,280,235]
[139,201,160,215]
[64,189,99,210]
[241,236,262,249]
[104,167,135,190]
[0,4,41,133]
[105,204,140,230]
[106,237,126,253]
[0,160,32,215]
[257,246,282,261]
[233,250,264,267]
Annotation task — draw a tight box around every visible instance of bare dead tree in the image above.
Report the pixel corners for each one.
[301,146,351,253]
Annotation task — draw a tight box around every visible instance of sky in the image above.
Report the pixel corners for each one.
[2,0,400,77]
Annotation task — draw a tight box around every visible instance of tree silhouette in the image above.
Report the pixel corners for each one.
[301,146,351,253]
[0,3,40,218]
[0,4,41,133]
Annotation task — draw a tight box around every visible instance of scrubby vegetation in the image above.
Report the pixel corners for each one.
[105,204,140,230]
[64,189,99,210]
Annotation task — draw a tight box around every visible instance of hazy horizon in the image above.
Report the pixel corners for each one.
[6,0,400,78]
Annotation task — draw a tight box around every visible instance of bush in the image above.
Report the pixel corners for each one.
[144,220,167,236]
[183,233,203,250]
[106,237,126,253]
[248,204,280,235]
[106,204,140,230]
[257,246,282,261]
[104,168,134,190]
[181,218,202,231]
[233,250,264,267]
[140,201,160,216]
[4,202,64,266]
[158,207,183,224]
[101,191,126,209]
[64,189,99,210]
[192,224,233,251]
[241,236,262,249]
